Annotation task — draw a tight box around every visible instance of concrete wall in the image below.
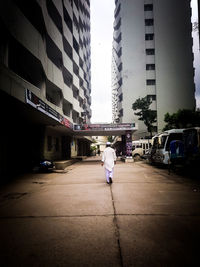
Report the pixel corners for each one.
[154,0,196,131]
[120,0,147,136]
[43,127,63,161]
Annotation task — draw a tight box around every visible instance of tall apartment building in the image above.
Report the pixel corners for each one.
[0,0,92,176]
[112,0,196,137]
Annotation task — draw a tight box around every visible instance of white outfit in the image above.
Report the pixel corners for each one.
[102,147,117,182]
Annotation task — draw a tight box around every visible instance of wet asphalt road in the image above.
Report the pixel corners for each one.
[0,157,200,266]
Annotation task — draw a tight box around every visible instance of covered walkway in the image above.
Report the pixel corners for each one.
[0,158,200,266]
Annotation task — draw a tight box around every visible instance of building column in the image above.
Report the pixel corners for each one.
[125,130,132,158]
[121,135,126,156]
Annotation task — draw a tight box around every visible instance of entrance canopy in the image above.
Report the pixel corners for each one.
[73,123,138,136]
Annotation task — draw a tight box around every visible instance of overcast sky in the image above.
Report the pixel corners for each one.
[90,0,200,123]
[90,0,115,123]
[191,0,200,108]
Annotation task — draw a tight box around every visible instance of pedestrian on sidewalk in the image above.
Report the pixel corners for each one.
[101,142,117,184]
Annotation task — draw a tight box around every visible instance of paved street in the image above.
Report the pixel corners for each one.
[0,157,200,267]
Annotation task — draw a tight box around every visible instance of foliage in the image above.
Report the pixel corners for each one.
[132,96,157,137]
[163,109,200,131]
[107,136,114,142]
[90,145,97,151]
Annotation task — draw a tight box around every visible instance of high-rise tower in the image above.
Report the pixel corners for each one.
[0,0,92,176]
[112,0,196,137]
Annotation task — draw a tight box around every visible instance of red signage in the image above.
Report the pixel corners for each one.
[61,117,73,129]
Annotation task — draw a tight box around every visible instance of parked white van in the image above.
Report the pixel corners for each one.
[132,139,152,159]
[150,129,184,164]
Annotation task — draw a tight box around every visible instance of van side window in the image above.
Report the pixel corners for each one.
[166,133,183,151]
[158,136,167,149]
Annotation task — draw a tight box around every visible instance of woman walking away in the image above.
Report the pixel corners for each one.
[101,142,117,184]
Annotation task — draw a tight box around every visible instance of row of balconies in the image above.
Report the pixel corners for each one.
[0,0,91,124]
[0,63,89,125]
[49,0,92,121]
[114,2,121,19]
[144,2,156,104]
[42,0,91,94]
[112,2,124,122]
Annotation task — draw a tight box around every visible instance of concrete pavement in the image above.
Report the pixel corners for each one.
[0,157,200,266]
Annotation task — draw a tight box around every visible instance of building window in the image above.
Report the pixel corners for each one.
[73,37,79,54]
[63,67,73,87]
[145,33,154,40]
[115,33,122,43]
[79,58,84,69]
[145,19,154,26]
[47,136,52,151]
[46,0,63,34]
[73,88,79,99]
[74,0,79,10]
[14,0,46,37]
[73,12,79,32]
[146,64,155,70]
[79,78,83,87]
[63,99,72,117]
[46,93,54,104]
[146,49,155,55]
[63,36,72,59]
[146,79,156,85]
[114,18,121,31]
[73,61,79,76]
[147,95,156,101]
[119,108,123,117]
[79,17,83,32]
[63,6,72,33]
[144,4,153,11]
[115,3,121,18]
[46,34,63,69]
[118,77,122,86]
[118,62,122,72]
[117,47,122,57]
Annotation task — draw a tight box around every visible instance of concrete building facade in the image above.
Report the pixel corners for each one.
[0,0,92,177]
[112,0,196,137]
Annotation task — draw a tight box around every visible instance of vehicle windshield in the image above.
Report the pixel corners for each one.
[158,135,167,149]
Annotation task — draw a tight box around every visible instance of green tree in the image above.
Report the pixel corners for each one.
[132,96,157,137]
[163,109,200,130]
[107,136,114,142]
